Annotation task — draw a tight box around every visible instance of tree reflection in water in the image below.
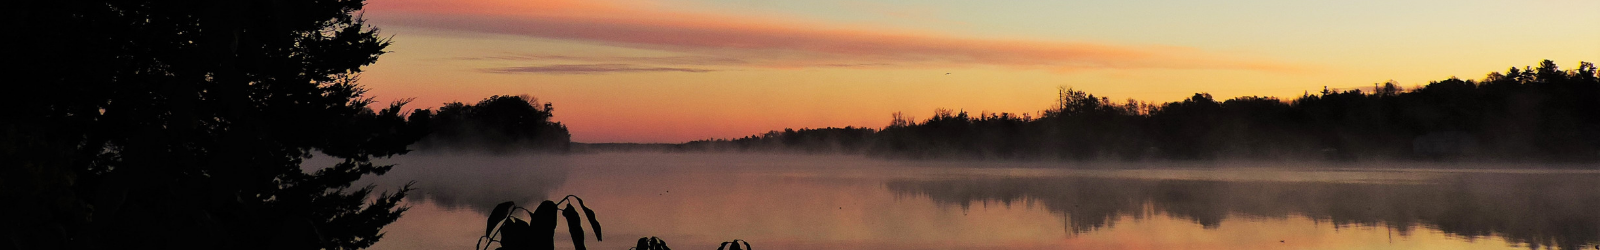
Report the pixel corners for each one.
[887,173,1600,250]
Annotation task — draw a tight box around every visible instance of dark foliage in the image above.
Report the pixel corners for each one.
[631,237,672,250]
[1,0,426,249]
[411,95,572,153]
[478,196,601,250]
[716,239,752,250]
[476,198,750,250]
[680,60,1600,162]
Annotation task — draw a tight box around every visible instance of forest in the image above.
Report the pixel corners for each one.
[680,60,1600,162]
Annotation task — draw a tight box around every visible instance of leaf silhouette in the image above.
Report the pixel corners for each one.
[630,236,674,250]
[581,203,602,241]
[530,201,559,250]
[486,201,514,237]
[562,203,587,250]
[719,240,750,250]
[499,217,531,250]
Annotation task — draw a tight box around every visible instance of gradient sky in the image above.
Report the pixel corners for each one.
[356,0,1600,143]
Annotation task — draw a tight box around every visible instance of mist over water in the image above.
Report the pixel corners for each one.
[366,152,1600,250]
[352,153,572,213]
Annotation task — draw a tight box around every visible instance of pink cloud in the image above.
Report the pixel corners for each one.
[368,0,1292,72]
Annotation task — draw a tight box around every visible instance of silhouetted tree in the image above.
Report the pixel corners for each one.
[411,95,572,153]
[2,0,425,249]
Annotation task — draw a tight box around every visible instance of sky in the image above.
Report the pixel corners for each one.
[356,0,1600,143]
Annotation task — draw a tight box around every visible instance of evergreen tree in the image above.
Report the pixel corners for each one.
[2,0,424,249]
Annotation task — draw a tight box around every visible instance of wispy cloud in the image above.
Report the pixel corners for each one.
[454,54,750,66]
[371,0,1295,72]
[481,64,716,74]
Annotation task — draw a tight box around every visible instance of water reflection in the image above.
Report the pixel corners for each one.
[887,173,1600,250]
[360,153,1600,250]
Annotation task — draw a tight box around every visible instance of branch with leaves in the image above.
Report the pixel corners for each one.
[477,195,603,250]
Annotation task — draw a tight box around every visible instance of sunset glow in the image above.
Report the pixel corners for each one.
[357,0,1600,142]
[21,1,1600,249]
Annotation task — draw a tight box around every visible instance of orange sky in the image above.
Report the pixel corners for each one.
[356,0,1600,143]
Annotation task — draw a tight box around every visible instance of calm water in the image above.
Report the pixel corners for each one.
[357,153,1600,250]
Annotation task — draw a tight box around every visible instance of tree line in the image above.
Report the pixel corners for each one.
[680,60,1600,162]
